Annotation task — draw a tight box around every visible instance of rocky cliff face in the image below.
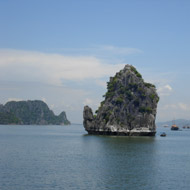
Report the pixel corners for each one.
[83,65,159,136]
[0,100,70,125]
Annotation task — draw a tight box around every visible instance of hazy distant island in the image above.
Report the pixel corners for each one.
[83,65,159,136]
[0,100,70,125]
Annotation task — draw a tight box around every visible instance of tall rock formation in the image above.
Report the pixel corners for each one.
[83,65,159,136]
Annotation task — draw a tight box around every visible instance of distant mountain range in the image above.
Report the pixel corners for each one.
[0,100,70,125]
[156,119,190,128]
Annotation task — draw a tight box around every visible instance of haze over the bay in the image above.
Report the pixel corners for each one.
[0,0,190,123]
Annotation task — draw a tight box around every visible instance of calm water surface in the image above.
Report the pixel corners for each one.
[0,125,190,190]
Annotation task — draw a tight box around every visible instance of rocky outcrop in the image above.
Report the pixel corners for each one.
[0,100,70,125]
[83,65,159,136]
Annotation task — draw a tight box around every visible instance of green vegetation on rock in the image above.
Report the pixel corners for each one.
[144,82,156,88]
[149,94,156,101]
[0,111,21,124]
[115,96,124,105]
[128,83,138,90]
[139,106,153,114]
[130,66,142,78]
[0,100,70,125]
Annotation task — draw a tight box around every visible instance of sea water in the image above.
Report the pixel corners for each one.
[0,124,190,190]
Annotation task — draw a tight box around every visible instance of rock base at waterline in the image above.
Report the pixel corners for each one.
[86,130,156,136]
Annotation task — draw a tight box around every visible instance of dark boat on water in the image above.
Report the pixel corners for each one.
[160,132,166,137]
[183,125,190,129]
[171,124,179,130]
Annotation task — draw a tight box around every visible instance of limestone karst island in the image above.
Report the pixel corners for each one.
[0,100,70,125]
[83,65,159,136]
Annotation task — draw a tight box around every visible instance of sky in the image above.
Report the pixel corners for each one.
[0,0,190,123]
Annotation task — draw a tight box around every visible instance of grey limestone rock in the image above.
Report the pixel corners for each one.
[83,65,159,136]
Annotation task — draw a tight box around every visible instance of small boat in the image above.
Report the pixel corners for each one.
[160,132,166,137]
[171,124,179,130]
[183,124,190,129]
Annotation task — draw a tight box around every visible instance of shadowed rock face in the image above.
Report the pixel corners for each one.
[83,65,159,136]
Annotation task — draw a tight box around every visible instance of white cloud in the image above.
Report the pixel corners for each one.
[7,98,23,102]
[178,103,189,111]
[0,49,125,86]
[157,84,172,96]
[165,85,172,91]
[157,102,190,122]
[162,104,178,110]
[57,45,142,56]
[95,79,107,88]
[41,97,47,103]
[83,98,99,107]
[83,98,93,106]
[50,104,55,109]
[161,103,189,111]
[98,45,142,55]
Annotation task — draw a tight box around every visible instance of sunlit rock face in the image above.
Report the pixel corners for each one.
[83,65,159,136]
